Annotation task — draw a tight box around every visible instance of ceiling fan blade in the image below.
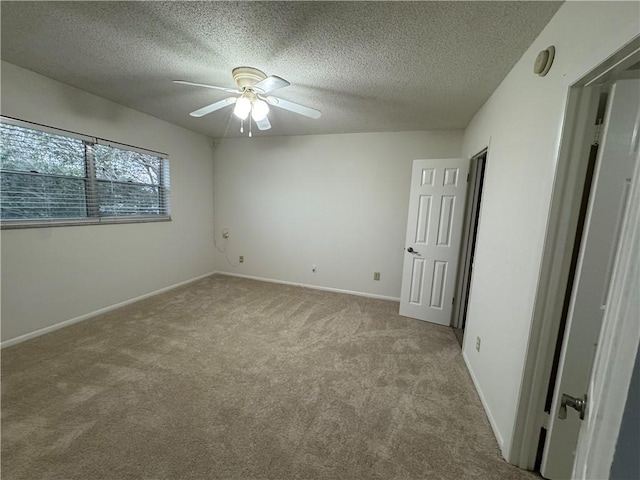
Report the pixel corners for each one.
[255,116,271,131]
[266,96,321,119]
[253,75,290,94]
[190,97,237,117]
[174,80,240,94]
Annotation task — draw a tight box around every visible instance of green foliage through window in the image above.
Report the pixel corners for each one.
[0,119,170,226]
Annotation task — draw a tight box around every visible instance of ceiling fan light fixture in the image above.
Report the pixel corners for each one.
[175,66,322,135]
[251,99,269,122]
[233,96,251,119]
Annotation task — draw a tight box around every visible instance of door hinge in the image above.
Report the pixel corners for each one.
[452,296,455,305]
[467,173,470,182]
[539,411,550,429]
[594,120,604,146]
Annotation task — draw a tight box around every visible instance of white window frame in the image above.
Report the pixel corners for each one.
[0,116,171,229]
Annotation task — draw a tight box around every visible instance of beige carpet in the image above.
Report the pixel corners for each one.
[2,274,537,479]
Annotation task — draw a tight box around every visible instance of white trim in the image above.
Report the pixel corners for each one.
[0,115,93,142]
[213,271,401,303]
[0,115,168,157]
[510,36,640,469]
[1,272,214,349]
[95,138,167,158]
[1,215,171,230]
[510,84,601,468]
[463,351,505,452]
[452,149,487,329]
[567,32,640,88]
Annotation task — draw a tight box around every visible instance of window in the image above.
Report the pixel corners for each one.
[0,117,170,228]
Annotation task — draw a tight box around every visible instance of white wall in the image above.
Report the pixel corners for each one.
[0,62,216,343]
[460,1,640,459]
[212,131,463,299]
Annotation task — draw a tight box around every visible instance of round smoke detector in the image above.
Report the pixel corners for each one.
[534,46,555,77]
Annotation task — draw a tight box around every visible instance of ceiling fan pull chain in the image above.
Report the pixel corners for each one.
[249,117,253,138]
[240,119,244,134]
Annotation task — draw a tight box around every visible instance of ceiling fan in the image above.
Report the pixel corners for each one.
[174,66,321,136]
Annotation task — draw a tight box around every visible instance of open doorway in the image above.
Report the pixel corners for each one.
[452,149,487,347]
[537,69,639,480]
[509,37,640,478]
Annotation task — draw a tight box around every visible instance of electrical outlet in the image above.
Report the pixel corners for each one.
[312,265,317,273]
[239,256,244,263]
[373,272,381,281]
[222,228,230,239]
[476,337,481,352]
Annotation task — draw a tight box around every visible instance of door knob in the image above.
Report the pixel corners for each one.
[558,393,587,420]
[406,247,421,255]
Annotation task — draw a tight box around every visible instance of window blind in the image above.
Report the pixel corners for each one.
[0,117,170,228]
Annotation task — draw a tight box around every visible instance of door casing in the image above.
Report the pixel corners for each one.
[509,36,640,472]
[540,78,639,478]
[452,150,487,331]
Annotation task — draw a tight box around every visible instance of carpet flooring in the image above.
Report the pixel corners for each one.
[2,274,538,479]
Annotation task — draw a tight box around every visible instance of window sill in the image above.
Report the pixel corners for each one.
[0,215,171,230]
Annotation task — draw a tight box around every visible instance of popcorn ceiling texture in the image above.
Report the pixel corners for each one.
[0,1,561,138]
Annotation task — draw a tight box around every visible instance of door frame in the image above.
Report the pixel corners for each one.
[452,149,487,331]
[509,35,640,471]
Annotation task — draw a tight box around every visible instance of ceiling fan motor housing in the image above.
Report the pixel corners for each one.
[232,67,267,89]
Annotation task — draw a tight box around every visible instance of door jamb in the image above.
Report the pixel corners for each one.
[509,36,640,470]
[452,149,487,331]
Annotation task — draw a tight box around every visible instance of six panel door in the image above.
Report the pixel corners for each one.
[399,158,470,325]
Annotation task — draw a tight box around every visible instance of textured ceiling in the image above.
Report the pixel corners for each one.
[1,1,562,139]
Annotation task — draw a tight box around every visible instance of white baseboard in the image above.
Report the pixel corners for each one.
[462,350,506,455]
[1,272,215,349]
[213,271,401,302]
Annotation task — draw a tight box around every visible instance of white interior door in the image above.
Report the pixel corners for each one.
[574,121,639,480]
[399,158,469,326]
[541,79,639,479]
